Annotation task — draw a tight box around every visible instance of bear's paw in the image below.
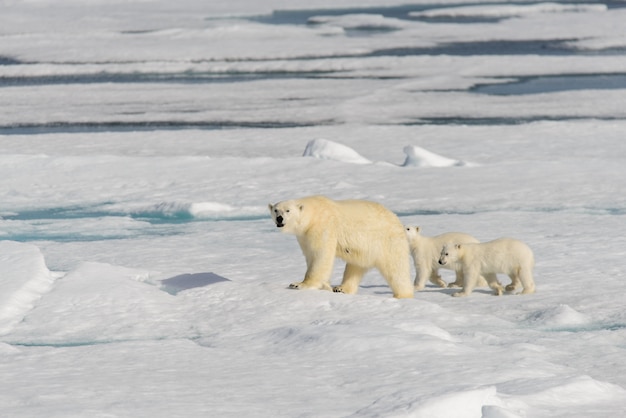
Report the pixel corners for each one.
[505,283,517,292]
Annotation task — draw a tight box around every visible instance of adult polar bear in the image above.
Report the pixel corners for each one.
[268,195,413,298]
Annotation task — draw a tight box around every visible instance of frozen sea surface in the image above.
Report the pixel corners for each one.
[1,0,626,417]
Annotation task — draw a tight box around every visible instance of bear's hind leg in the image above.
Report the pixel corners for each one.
[484,273,504,296]
[505,275,520,292]
[378,261,413,299]
[519,267,536,295]
[429,269,447,288]
[413,264,431,291]
[333,263,368,295]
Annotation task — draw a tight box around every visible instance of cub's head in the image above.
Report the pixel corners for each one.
[438,243,461,266]
[268,199,303,234]
[405,226,421,240]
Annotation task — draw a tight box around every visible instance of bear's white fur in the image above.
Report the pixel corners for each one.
[439,238,536,297]
[268,195,413,298]
[405,226,486,290]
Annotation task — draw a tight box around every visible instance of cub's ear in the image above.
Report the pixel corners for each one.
[415,226,421,233]
[299,204,304,211]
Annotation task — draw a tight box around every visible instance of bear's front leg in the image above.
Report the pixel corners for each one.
[447,270,464,288]
[452,269,478,297]
[289,281,332,291]
[333,263,368,294]
[290,245,335,291]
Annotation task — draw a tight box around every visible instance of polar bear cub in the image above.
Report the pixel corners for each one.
[268,195,413,299]
[439,238,536,297]
[405,226,486,291]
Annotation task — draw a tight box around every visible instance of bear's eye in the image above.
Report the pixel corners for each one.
[285,209,290,213]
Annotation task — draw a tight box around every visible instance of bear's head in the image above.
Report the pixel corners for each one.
[268,199,304,234]
[439,243,462,266]
[405,226,421,240]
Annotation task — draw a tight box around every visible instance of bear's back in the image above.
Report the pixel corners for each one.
[463,238,534,267]
[335,199,403,230]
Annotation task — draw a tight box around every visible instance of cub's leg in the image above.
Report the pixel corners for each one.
[413,263,431,291]
[333,263,368,294]
[429,269,447,288]
[453,267,479,297]
[505,275,520,292]
[519,267,536,295]
[484,273,504,296]
[448,270,464,288]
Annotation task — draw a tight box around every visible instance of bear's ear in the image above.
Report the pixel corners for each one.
[268,203,274,211]
[415,226,421,233]
[455,243,462,249]
[299,204,304,211]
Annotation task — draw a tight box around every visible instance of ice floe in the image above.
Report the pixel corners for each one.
[0,241,57,336]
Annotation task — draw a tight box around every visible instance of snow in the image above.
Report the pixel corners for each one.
[409,3,608,19]
[1,0,626,416]
[304,138,372,164]
[402,145,470,167]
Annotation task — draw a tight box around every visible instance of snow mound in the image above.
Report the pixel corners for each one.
[189,202,260,219]
[132,201,263,221]
[521,375,626,407]
[410,3,607,18]
[303,139,472,168]
[303,138,372,164]
[0,241,57,336]
[525,304,590,329]
[308,14,408,31]
[357,386,503,418]
[5,262,191,345]
[402,145,468,168]
[482,405,523,418]
[411,387,502,418]
[394,321,457,342]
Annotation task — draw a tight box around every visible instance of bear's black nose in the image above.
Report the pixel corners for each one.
[276,216,283,223]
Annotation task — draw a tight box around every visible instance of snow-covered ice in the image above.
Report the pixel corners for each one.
[1,0,626,416]
[303,138,372,164]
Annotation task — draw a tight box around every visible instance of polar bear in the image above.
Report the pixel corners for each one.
[438,238,536,297]
[268,195,413,298]
[405,226,486,290]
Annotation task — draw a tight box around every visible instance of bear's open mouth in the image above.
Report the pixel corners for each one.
[276,222,284,228]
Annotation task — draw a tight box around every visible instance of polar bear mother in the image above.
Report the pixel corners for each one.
[268,195,413,298]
